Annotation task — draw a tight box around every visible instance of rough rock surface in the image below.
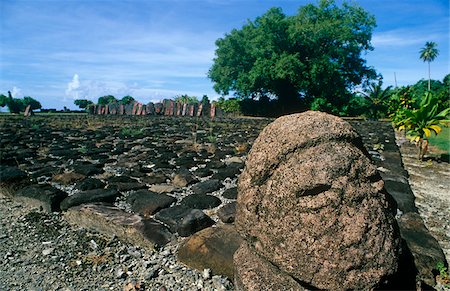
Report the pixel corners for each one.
[235,111,401,290]
[15,184,68,212]
[64,203,173,248]
[178,225,243,279]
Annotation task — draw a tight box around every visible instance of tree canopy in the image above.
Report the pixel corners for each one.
[97,95,118,105]
[419,41,439,91]
[119,95,135,105]
[0,93,41,113]
[22,96,42,110]
[208,0,377,114]
[74,99,94,109]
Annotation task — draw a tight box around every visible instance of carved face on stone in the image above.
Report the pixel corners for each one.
[235,111,400,290]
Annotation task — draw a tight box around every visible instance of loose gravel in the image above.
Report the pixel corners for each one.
[0,192,233,291]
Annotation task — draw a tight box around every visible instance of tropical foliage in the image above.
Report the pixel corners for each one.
[74,99,94,109]
[174,94,199,104]
[0,92,41,113]
[208,0,377,114]
[394,92,450,160]
[360,80,393,120]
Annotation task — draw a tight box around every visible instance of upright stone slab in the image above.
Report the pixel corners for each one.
[109,103,118,115]
[132,101,139,115]
[210,103,216,118]
[196,103,203,117]
[24,105,33,117]
[119,104,125,115]
[182,103,188,116]
[176,102,182,116]
[154,103,163,115]
[125,103,134,115]
[188,104,197,116]
[97,105,103,115]
[136,103,143,115]
[146,102,155,115]
[234,111,401,290]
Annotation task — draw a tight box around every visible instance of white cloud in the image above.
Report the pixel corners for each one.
[65,74,80,99]
[11,86,22,98]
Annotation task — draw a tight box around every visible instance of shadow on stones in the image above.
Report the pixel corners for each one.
[377,240,417,290]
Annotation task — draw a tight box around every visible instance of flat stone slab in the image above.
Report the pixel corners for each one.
[64,203,173,249]
[127,190,176,217]
[154,205,215,237]
[178,225,243,279]
[15,184,68,212]
[60,189,120,211]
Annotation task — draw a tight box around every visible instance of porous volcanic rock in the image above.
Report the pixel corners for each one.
[235,111,401,290]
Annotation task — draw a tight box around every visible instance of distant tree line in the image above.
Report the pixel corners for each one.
[0,91,42,113]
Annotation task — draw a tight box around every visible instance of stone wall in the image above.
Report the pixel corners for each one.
[88,99,223,118]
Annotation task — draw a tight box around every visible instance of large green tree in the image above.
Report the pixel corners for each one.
[74,99,94,109]
[208,0,377,114]
[22,96,42,110]
[97,95,118,105]
[419,41,439,91]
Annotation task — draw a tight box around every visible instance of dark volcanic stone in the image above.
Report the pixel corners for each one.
[72,164,104,176]
[60,189,120,211]
[75,178,106,191]
[222,187,238,200]
[193,168,214,178]
[217,202,237,223]
[140,174,167,185]
[107,175,137,183]
[180,194,222,210]
[191,179,222,195]
[0,166,29,187]
[127,190,176,217]
[30,166,61,179]
[108,182,147,192]
[211,163,242,181]
[15,184,68,212]
[138,218,174,247]
[155,205,215,237]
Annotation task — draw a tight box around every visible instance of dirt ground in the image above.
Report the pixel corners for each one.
[396,131,450,265]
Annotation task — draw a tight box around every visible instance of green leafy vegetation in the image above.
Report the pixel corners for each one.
[120,127,144,138]
[208,0,377,115]
[174,94,199,104]
[393,92,449,160]
[74,99,94,109]
[0,92,42,113]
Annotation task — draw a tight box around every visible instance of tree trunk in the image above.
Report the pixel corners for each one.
[428,61,431,91]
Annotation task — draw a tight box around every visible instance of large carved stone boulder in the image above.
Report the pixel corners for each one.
[235,111,401,290]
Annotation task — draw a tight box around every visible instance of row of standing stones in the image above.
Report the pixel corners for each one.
[0,111,447,290]
[89,100,223,119]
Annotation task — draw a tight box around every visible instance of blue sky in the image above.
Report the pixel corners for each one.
[1,0,448,110]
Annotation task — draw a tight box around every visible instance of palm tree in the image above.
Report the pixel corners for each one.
[419,41,439,91]
[361,80,392,120]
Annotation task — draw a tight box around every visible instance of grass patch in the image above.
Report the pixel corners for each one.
[428,126,450,155]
